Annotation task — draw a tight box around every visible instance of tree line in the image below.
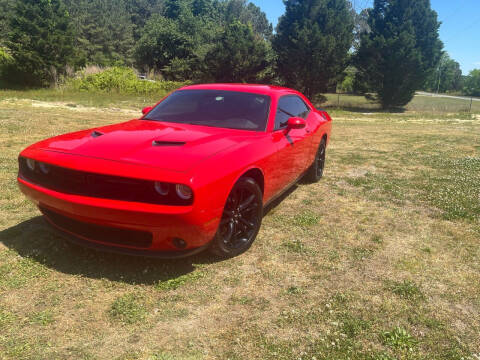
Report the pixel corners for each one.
[1,0,479,107]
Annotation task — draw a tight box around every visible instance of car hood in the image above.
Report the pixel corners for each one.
[34,120,252,172]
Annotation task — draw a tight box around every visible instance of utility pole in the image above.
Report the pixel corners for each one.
[470,97,473,113]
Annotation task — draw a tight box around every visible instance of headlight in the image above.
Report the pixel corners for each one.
[39,162,50,174]
[26,158,36,171]
[154,181,169,196]
[175,184,192,200]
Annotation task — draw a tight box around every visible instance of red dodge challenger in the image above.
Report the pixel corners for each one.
[18,84,332,258]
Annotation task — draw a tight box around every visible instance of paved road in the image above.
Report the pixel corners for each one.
[416,91,480,102]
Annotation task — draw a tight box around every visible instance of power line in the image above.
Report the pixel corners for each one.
[443,15,480,42]
[439,1,466,24]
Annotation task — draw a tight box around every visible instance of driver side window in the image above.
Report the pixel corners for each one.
[274,95,310,130]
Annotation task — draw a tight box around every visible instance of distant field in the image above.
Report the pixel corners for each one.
[0,95,479,359]
[0,88,164,110]
[322,93,480,113]
[2,88,480,114]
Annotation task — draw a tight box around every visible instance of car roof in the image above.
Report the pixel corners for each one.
[178,83,298,96]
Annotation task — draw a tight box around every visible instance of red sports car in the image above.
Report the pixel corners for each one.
[18,84,332,258]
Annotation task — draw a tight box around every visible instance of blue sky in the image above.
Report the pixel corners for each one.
[250,0,480,75]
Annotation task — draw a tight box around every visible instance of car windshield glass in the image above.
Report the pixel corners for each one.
[143,90,271,131]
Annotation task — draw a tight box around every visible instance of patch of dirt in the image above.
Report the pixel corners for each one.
[0,98,139,116]
[346,166,376,178]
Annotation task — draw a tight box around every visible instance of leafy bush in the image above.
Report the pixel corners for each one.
[67,67,189,96]
[0,47,13,87]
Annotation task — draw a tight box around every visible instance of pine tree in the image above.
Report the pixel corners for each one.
[134,0,273,81]
[222,0,273,39]
[65,0,135,67]
[273,0,354,98]
[354,0,443,108]
[0,0,14,46]
[6,0,75,86]
[203,21,273,83]
[125,0,164,40]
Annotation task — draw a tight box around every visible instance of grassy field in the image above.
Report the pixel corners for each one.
[2,88,480,113]
[323,93,480,113]
[0,93,479,359]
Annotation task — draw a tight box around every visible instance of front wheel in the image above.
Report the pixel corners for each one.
[209,177,263,258]
[305,137,326,183]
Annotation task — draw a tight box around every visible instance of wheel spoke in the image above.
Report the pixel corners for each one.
[239,194,255,211]
[234,226,243,237]
[239,217,254,229]
[240,202,258,214]
[222,221,235,244]
[220,217,232,225]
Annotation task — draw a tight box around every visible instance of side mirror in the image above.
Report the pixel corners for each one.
[142,106,153,115]
[287,117,306,130]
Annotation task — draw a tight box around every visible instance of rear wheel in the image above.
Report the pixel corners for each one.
[209,177,263,258]
[305,137,326,183]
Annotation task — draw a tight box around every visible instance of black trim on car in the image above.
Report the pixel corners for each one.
[18,157,193,206]
[41,207,153,249]
[42,208,209,258]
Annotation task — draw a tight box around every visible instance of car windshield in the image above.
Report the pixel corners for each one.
[143,90,271,131]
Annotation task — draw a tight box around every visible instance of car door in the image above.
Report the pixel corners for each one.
[271,95,313,190]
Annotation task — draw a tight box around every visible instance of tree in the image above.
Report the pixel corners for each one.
[0,0,14,46]
[125,0,164,40]
[464,69,480,97]
[65,0,135,67]
[273,0,354,98]
[135,15,196,77]
[6,0,75,86]
[222,0,273,39]
[424,53,462,93]
[134,0,272,81]
[354,0,443,108]
[353,8,369,50]
[203,21,273,83]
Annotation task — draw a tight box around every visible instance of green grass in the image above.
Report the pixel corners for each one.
[0,93,479,359]
[387,280,424,301]
[381,327,417,351]
[154,270,205,291]
[0,88,164,109]
[292,210,321,226]
[109,293,148,324]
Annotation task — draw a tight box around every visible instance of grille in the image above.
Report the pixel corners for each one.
[18,157,192,205]
[41,207,153,248]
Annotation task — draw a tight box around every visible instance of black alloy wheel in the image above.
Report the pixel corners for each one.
[209,177,263,258]
[305,137,327,183]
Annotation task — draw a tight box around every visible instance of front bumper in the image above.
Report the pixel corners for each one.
[18,177,220,254]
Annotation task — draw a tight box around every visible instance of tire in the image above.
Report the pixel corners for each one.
[305,137,327,183]
[209,177,263,258]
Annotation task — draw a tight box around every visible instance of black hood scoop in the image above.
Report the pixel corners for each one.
[152,140,186,147]
[91,130,104,138]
